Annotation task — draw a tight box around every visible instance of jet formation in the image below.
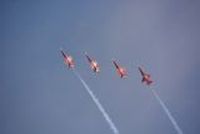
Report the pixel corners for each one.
[60,49,186,134]
[60,49,153,85]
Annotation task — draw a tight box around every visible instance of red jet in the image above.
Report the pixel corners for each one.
[60,49,75,69]
[112,60,127,78]
[85,52,100,73]
[138,66,153,85]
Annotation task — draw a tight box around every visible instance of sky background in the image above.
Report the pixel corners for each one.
[1,0,200,134]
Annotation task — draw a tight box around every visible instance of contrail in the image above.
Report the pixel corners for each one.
[73,70,119,134]
[151,89,183,134]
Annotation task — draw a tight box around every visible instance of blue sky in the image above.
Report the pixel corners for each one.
[1,0,200,134]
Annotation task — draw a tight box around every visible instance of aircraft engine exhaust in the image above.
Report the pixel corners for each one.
[151,89,183,134]
[73,69,119,134]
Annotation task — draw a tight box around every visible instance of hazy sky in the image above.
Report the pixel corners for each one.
[1,0,200,134]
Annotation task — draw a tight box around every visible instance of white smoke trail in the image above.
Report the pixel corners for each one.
[73,70,119,134]
[151,89,183,134]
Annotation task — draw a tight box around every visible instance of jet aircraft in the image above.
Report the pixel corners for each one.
[112,60,127,78]
[85,52,100,73]
[60,49,75,69]
[138,66,153,85]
